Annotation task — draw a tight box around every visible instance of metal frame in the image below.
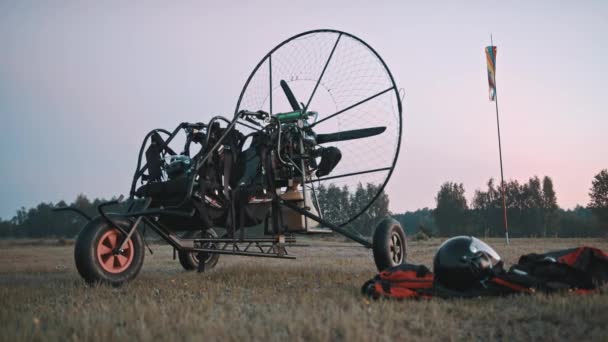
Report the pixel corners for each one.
[139,217,297,259]
[55,29,402,261]
[55,196,301,260]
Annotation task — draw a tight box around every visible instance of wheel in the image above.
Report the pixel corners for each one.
[372,217,406,271]
[74,216,145,286]
[178,229,220,271]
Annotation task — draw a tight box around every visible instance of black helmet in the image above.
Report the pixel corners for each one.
[433,236,501,291]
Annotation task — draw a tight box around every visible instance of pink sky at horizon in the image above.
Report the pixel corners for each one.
[0,1,606,219]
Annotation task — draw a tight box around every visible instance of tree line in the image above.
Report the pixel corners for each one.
[1,170,606,239]
[396,169,608,238]
[314,182,390,237]
[0,195,135,238]
[0,183,391,238]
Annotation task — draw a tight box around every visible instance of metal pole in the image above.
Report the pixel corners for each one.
[491,34,509,245]
[494,89,509,245]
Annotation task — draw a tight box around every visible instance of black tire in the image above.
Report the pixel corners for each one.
[372,217,407,271]
[178,229,220,271]
[74,216,145,286]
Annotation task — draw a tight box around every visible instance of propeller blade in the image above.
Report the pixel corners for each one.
[280,80,301,111]
[316,126,386,144]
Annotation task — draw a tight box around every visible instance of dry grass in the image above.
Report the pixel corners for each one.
[1,237,607,341]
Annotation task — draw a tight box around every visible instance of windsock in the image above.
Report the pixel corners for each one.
[485,46,497,101]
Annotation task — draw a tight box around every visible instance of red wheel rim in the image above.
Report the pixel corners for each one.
[96,229,134,274]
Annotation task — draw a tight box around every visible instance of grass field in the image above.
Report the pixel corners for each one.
[1,237,607,341]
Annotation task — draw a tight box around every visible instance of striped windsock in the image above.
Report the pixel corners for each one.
[485,46,497,101]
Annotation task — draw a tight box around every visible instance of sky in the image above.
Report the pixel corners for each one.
[1,1,607,219]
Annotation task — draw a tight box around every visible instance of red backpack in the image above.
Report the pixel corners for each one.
[362,264,434,300]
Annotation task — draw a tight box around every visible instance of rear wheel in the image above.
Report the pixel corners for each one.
[74,216,145,286]
[178,229,220,271]
[372,217,406,271]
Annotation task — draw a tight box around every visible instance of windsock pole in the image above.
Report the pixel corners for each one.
[488,35,509,245]
[494,74,509,245]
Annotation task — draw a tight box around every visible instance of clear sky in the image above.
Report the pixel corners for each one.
[1,1,606,219]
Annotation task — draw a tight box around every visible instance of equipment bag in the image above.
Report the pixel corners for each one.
[362,246,608,300]
[510,246,608,293]
[362,264,434,300]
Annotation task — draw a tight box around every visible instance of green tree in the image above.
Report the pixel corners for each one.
[315,182,389,237]
[434,182,468,236]
[526,177,543,209]
[355,183,390,236]
[541,176,559,236]
[394,208,436,236]
[471,179,501,237]
[588,169,608,230]
[0,220,17,238]
[522,177,543,236]
[470,175,560,237]
[556,206,600,237]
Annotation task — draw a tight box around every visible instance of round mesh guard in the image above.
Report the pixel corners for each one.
[235,30,402,229]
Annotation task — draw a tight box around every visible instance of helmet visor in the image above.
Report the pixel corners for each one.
[469,237,501,266]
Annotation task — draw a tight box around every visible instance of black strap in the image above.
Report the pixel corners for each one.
[223,147,233,200]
